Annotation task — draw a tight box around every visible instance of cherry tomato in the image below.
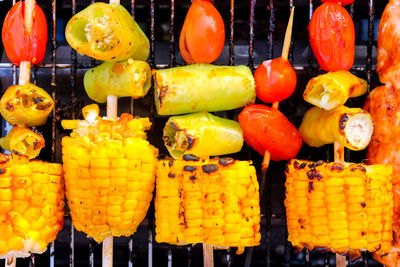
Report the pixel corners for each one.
[254,57,297,103]
[309,3,355,71]
[238,104,302,161]
[2,1,48,66]
[179,0,225,64]
[321,0,355,6]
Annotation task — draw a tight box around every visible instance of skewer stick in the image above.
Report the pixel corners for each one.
[334,140,346,267]
[19,0,35,86]
[262,6,295,172]
[102,0,120,264]
[203,244,214,267]
[5,256,16,267]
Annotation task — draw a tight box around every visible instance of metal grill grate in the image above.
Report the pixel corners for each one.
[0,0,386,266]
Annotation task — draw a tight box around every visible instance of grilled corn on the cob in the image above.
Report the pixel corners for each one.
[155,155,261,249]
[0,153,64,259]
[62,104,158,242]
[285,159,393,254]
[299,106,374,151]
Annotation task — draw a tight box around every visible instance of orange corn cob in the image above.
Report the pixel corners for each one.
[285,159,393,254]
[62,104,158,242]
[155,155,261,250]
[0,153,64,259]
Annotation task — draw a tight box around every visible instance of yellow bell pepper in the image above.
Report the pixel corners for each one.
[65,3,149,61]
[0,83,54,127]
[0,127,45,159]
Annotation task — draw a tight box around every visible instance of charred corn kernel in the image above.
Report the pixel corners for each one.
[303,71,367,110]
[62,105,158,243]
[285,159,393,254]
[0,153,64,259]
[299,106,374,151]
[155,156,261,248]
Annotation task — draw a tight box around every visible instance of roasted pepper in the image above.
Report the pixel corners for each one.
[238,104,302,161]
[299,106,374,150]
[163,111,243,159]
[84,59,151,103]
[0,83,54,127]
[303,71,367,110]
[65,3,149,61]
[2,0,48,66]
[0,126,45,159]
[153,64,256,116]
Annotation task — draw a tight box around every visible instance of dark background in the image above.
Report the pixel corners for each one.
[0,0,390,266]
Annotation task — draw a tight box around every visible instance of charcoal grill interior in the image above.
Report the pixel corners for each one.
[0,0,390,266]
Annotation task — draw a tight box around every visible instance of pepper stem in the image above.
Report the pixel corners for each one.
[281,6,295,61]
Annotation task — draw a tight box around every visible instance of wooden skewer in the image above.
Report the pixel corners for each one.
[334,141,346,267]
[5,256,16,267]
[262,6,295,172]
[203,244,214,267]
[102,1,120,265]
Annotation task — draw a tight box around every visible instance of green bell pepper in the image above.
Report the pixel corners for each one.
[65,3,149,61]
[84,59,151,103]
[153,64,256,115]
[163,111,243,159]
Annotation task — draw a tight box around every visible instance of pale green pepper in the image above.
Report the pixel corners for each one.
[84,59,151,103]
[163,111,243,159]
[65,3,149,61]
[153,64,256,115]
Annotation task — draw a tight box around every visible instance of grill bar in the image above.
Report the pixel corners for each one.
[367,0,375,93]
[169,0,175,67]
[267,0,275,60]
[229,0,234,65]
[248,0,255,71]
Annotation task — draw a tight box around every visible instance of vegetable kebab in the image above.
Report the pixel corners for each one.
[63,1,155,266]
[153,5,260,266]
[285,1,391,266]
[0,1,64,266]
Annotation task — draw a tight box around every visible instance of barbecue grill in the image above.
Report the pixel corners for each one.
[0,0,389,266]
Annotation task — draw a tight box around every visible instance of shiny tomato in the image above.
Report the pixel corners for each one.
[254,57,297,103]
[309,2,355,71]
[2,1,48,66]
[321,0,355,6]
[179,0,225,64]
[238,104,302,161]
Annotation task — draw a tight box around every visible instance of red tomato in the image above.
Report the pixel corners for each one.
[2,1,48,66]
[238,104,302,161]
[309,3,355,71]
[254,57,297,103]
[321,0,355,6]
[179,0,225,64]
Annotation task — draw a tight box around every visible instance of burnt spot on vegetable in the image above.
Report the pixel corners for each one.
[189,175,196,181]
[168,172,175,178]
[340,113,349,130]
[5,102,14,111]
[0,169,5,174]
[219,157,235,166]
[306,169,323,180]
[159,86,169,105]
[351,165,366,172]
[308,182,314,193]
[0,155,10,164]
[183,166,197,172]
[15,89,20,95]
[186,135,194,150]
[169,122,181,131]
[183,154,199,162]
[34,97,43,104]
[361,202,366,208]
[202,164,218,174]
[361,231,366,236]
[293,161,306,169]
[12,150,23,156]
[315,160,323,167]
[331,163,344,171]
[168,160,174,167]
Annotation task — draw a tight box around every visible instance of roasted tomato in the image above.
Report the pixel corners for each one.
[254,57,297,103]
[321,0,355,6]
[309,2,355,71]
[179,0,225,64]
[238,104,302,161]
[0,83,54,127]
[2,1,48,66]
